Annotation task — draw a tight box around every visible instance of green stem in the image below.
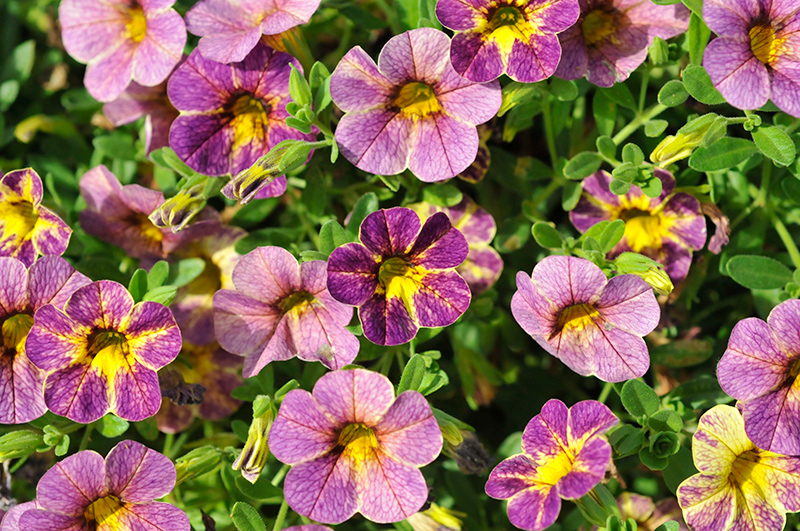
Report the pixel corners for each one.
[771,213,800,269]
[162,433,175,456]
[530,177,563,217]
[638,69,650,113]
[166,430,192,460]
[598,382,614,404]
[612,104,669,145]
[542,94,559,175]
[271,464,290,487]
[78,423,94,452]
[272,499,290,531]
[756,158,772,207]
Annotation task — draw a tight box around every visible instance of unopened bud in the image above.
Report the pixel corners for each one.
[223,140,311,204]
[650,114,720,167]
[648,37,669,66]
[0,431,45,461]
[149,183,206,232]
[406,503,464,531]
[232,398,276,483]
[444,430,492,475]
[175,446,223,484]
[614,253,674,295]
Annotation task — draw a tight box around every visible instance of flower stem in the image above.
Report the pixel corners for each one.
[598,382,614,404]
[771,213,800,269]
[78,423,94,451]
[271,464,290,487]
[638,69,650,113]
[272,499,290,531]
[542,94,559,175]
[612,104,668,145]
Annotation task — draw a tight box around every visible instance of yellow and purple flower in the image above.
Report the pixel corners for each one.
[186,0,321,64]
[717,299,800,456]
[0,169,71,267]
[103,78,179,155]
[554,0,689,87]
[435,0,580,83]
[14,440,189,530]
[327,207,471,346]
[26,280,181,423]
[268,368,443,524]
[703,0,800,117]
[570,170,707,283]
[677,405,800,531]
[0,256,90,424]
[511,255,659,382]
[168,42,315,195]
[410,196,503,295]
[485,399,618,531]
[59,0,186,102]
[330,28,501,182]
[214,246,359,376]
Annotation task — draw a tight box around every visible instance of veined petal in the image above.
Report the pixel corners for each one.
[36,449,107,516]
[704,37,769,111]
[326,243,381,306]
[521,399,569,463]
[740,381,800,456]
[30,207,71,257]
[26,305,89,371]
[567,400,618,452]
[677,474,737,531]
[0,257,28,314]
[213,289,281,360]
[358,451,429,523]
[692,405,752,475]
[449,32,505,83]
[45,363,110,424]
[123,301,181,370]
[167,48,236,112]
[458,246,503,295]
[186,0,264,64]
[506,34,561,83]
[409,113,479,182]
[361,208,422,257]
[506,484,561,531]
[360,292,419,346]
[84,40,136,102]
[269,389,338,465]
[766,299,800,356]
[435,0,492,31]
[28,255,91,311]
[377,28,451,85]
[106,440,177,502]
[312,368,394,426]
[285,304,359,369]
[486,454,539,500]
[510,271,555,338]
[113,362,162,421]
[373,391,442,466]
[330,46,394,112]
[0,354,46,424]
[412,270,471,328]
[335,109,413,177]
[283,453,359,524]
[232,246,302,302]
[596,275,660,336]
[132,9,186,87]
[18,510,84,531]
[532,255,607,308]
[115,502,190,531]
[64,281,134,330]
[556,436,610,500]
[553,322,649,382]
[408,212,468,269]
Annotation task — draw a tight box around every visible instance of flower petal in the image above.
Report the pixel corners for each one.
[408,113,479,182]
[596,275,660,336]
[532,255,607,308]
[64,281,134,330]
[691,405,751,474]
[283,454,359,524]
[84,40,136,102]
[361,208,422,257]
[408,212,468,269]
[286,304,360,369]
[360,292,419,346]
[677,474,737,531]
[486,454,539,500]
[335,109,412,177]
[18,509,84,531]
[358,451,429,523]
[186,0,264,64]
[567,400,618,451]
[167,48,235,112]
[116,501,190,531]
[506,484,561,531]
[45,363,110,424]
[269,389,338,465]
[506,34,561,83]
[132,9,186,87]
[27,305,88,372]
[449,32,504,83]
[112,362,162,422]
[326,243,381,306]
[704,37,769,111]
[31,207,72,257]
[36,450,107,516]
[213,289,281,360]
[0,354,46,424]
[377,28,450,85]
[373,391,442,466]
[106,440,177,502]
[28,255,91,311]
[556,436,610,500]
[330,46,394,112]
[232,246,302,303]
[123,301,181,369]
[412,270,471,328]
[312,368,394,426]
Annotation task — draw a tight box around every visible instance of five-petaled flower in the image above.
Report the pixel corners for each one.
[13,440,189,531]
[511,255,659,382]
[26,280,181,423]
[59,0,186,102]
[485,399,618,531]
[327,207,471,346]
[570,170,707,283]
[717,298,800,456]
[329,28,501,182]
[0,169,71,267]
[555,0,689,87]
[677,405,800,531]
[268,368,443,524]
[703,0,800,117]
[0,256,90,424]
[435,0,580,83]
[214,246,359,376]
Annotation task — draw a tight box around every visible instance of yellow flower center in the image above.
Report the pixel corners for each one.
[0,200,39,246]
[730,449,762,488]
[485,5,530,53]
[749,23,782,65]
[581,9,617,46]
[281,291,316,314]
[126,7,147,43]
[84,495,125,529]
[128,212,164,247]
[535,449,575,486]
[337,423,379,463]
[86,330,130,378]
[185,257,222,296]
[620,208,670,253]
[393,83,442,119]
[379,257,412,285]
[2,314,33,354]
[230,94,270,153]
[556,303,602,334]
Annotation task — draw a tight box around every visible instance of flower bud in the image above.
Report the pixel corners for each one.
[149,183,206,233]
[406,503,464,531]
[444,430,492,475]
[650,114,719,167]
[0,430,45,461]
[232,398,276,483]
[175,446,223,484]
[649,431,681,459]
[614,253,674,295]
[223,140,311,204]
[648,37,670,66]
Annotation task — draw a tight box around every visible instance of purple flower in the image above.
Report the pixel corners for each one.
[703,0,800,117]
[511,255,659,382]
[327,207,471,346]
[186,0,321,64]
[0,501,37,531]
[26,280,181,423]
[15,440,188,530]
[214,246,359,376]
[0,169,71,267]
[717,298,800,456]
[677,405,800,531]
[485,399,618,531]
[103,78,179,155]
[555,0,689,87]
[168,42,315,189]
[59,0,186,102]
[329,28,501,182]
[410,196,503,295]
[435,0,580,83]
[0,256,89,424]
[570,170,707,283]
[268,368,443,524]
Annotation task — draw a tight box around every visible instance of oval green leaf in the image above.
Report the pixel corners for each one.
[727,254,793,290]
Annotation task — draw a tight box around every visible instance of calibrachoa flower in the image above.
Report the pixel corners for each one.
[214,246,358,376]
[268,368,443,524]
[16,440,189,530]
[570,170,706,283]
[435,0,580,83]
[511,255,659,382]
[677,405,800,531]
[717,298,800,455]
[0,169,71,267]
[26,280,181,423]
[554,0,689,87]
[410,196,503,295]
[0,256,90,424]
[186,0,321,64]
[703,0,800,117]
[614,493,687,531]
[327,207,471,346]
[329,28,501,182]
[168,42,315,192]
[0,501,36,531]
[103,78,179,155]
[485,399,618,531]
[59,0,186,102]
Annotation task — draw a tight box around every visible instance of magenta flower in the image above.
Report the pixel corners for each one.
[703,0,800,117]
[0,501,36,531]
[0,256,89,424]
[168,42,314,190]
[268,368,443,524]
[103,78,179,155]
[486,399,618,531]
[186,0,321,64]
[555,0,689,87]
[0,169,71,267]
[214,246,358,376]
[570,170,707,283]
[717,298,800,455]
[435,0,579,83]
[15,440,188,530]
[330,28,501,182]
[327,207,471,346]
[59,0,186,102]
[410,196,503,295]
[26,280,181,423]
[511,256,659,382]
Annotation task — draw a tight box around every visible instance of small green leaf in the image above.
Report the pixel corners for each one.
[346,192,379,234]
[687,13,710,65]
[658,80,689,107]
[639,446,670,470]
[562,180,583,211]
[727,255,793,289]
[532,222,564,249]
[593,91,617,137]
[422,184,463,207]
[648,410,683,433]
[683,64,726,105]
[598,219,625,253]
[230,502,267,531]
[651,339,714,368]
[645,120,669,138]
[621,144,644,166]
[752,125,796,166]
[654,522,681,531]
[288,64,312,107]
[97,414,130,438]
[128,269,148,303]
[600,84,637,110]
[397,354,427,394]
[54,434,70,456]
[499,82,541,117]
[168,258,206,288]
[609,179,632,195]
[319,220,349,255]
[689,137,757,172]
[621,379,660,418]
[147,261,170,291]
[550,77,578,101]
[596,136,616,159]
[782,177,800,203]
[143,285,178,306]
[563,151,602,180]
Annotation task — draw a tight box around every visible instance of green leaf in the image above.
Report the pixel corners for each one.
[600,84,637,110]
[648,410,683,433]
[689,137,757,171]
[621,379,660,418]
[128,269,148,303]
[397,354,427,394]
[593,91,617,137]
[654,522,680,531]
[319,220,349,254]
[97,414,130,438]
[727,255,793,289]
[309,62,332,113]
[596,136,616,159]
[563,151,602,180]
[683,64,726,105]
[639,446,669,470]
[143,285,178,306]
[651,339,714,368]
[499,82,541,117]
[670,375,733,410]
[54,434,70,457]
[2,40,35,82]
[609,179,632,195]
[147,261,170,291]
[782,177,800,203]
[598,219,625,253]
[234,475,283,501]
[230,502,267,531]
[657,80,689,107]
[752,125,796,166]
[608,425,645,457]
[621,143,644,166]
[346,192,379,234]
[532,222,564,249]
[422,184,463,207]
[687,13,710,64]
[93,133,138,161]
[663,445,697,493]
[495,217,531,253]
[645,120,669,138]
[288,64,312,107]
[550,77,578,101]
[562,180,583,211]
[168,258,206,288]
